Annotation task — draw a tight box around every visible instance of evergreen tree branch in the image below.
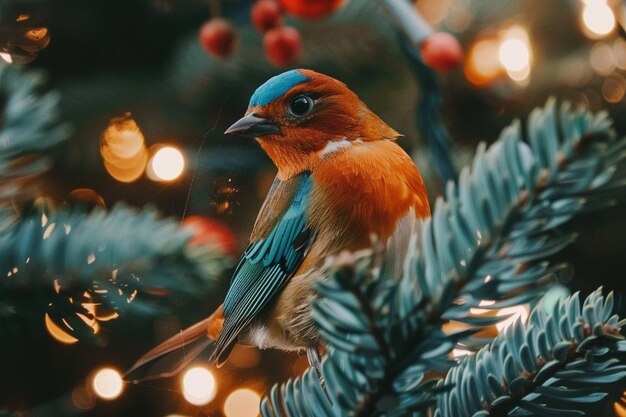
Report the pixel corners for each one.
[436,289,626,417]
[0,64,71,205]
[0,64,230,344]
[0,203,229,342]
[261,99,626,417]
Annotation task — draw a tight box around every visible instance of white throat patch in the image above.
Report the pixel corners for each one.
[321,138,359,158]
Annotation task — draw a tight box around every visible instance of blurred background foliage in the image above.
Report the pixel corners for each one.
[0,0,626,416]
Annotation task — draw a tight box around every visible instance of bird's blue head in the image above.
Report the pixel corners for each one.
[248,69,311,108]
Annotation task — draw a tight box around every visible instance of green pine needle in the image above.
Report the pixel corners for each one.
[0,203,229,342]
[261,99,626,417]
[436,289,626,417]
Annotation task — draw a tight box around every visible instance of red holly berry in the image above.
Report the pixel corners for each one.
[264,26,302,67]
[251,0,282,33]
[420,32,464,72]
[279,0,345,19]
[199,18,237,59]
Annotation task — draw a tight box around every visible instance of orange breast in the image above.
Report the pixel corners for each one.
[308,140,430,252]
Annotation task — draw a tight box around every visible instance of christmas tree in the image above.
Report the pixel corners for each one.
[1,0,626,416]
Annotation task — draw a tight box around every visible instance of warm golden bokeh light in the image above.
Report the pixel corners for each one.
[499,38,529,72]
[45,313,79,344]
[103,147,148,183]
[582,1,615,37]
[182,367,217,406]
[466,25,533,86]
[224,388,261,417]
[147,145,185,182]
[499,26,532,83]
[92,368,124,400]
[101,114,148,183]
[465,37,501,86]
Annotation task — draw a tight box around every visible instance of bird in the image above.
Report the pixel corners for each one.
[124,69,430,382]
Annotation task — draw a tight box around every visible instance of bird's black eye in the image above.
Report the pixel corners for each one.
[288,95,314,117]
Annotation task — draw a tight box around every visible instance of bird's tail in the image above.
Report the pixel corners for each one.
[124,306,223,383]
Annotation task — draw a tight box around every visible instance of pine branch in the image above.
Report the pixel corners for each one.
[0,64,71,204]
[260,99,626,417]
[436,289,626,417]
[0,203,229,342]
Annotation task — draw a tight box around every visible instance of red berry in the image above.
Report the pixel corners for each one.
[420,32,464,72]
[182,216,238,255]
[264,26,302,67]
[199,18,237,59]
[251,0,282,33]
[279,0,345,19]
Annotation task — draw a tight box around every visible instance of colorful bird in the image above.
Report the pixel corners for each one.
[125,69,430,381]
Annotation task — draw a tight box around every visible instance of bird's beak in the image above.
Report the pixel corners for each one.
[224,113,280,137]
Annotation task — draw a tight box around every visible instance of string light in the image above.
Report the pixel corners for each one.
[224,388,261,417]
[466,26,532,85]
[499,26,532,83]
[181,367,217,406]
[582,1,615,37]
[465,37,501,86]
[101,114,148,183]
[146,145,185,182]
[92,368,124,400]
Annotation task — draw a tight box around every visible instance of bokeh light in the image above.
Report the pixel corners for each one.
[499,26,532,83]
[146,145,185,182]
[466,26,532,86]
[582,1,615,37]
[71,386,95,410]
[465,37,501,86]
[101,114,148,183]
[182,367,217,406]
[92,368,124,400]
[613,38,626,70]
[45,313,79,344]
[602,74,626,103]
[499,38,529,72]
[590,42,616,75]
[224,388,261,417]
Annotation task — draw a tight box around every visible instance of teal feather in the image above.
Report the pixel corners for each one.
[212,172,314,364]
[248,69,311,107]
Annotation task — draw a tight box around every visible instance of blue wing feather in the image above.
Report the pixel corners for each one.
[212,172,314,364]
